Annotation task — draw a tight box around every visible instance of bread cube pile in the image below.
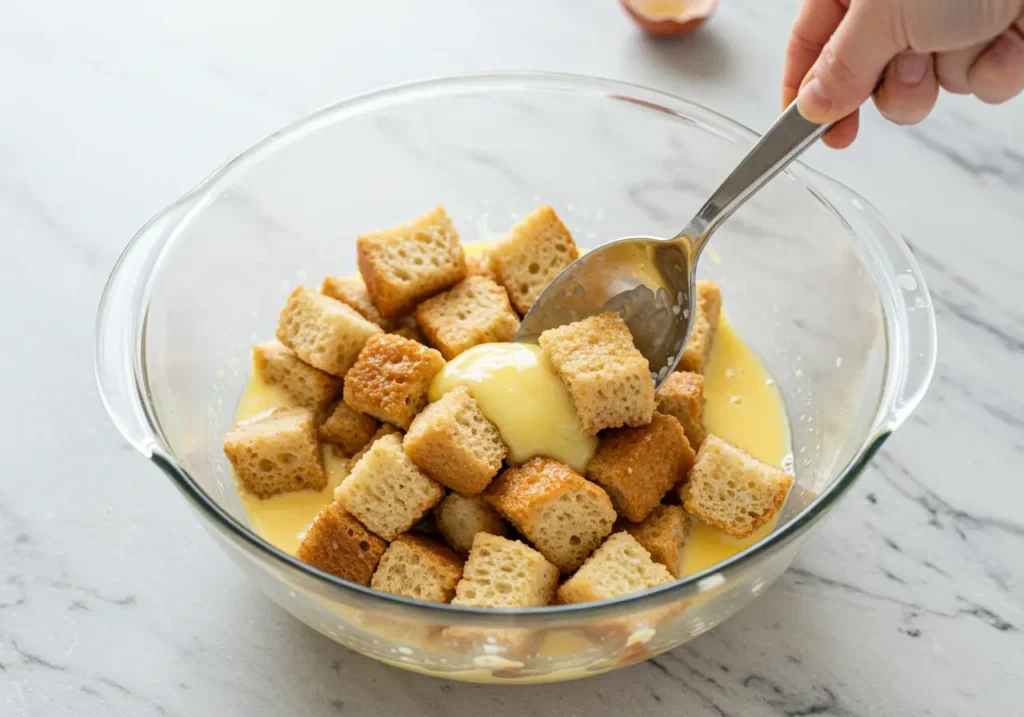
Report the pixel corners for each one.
[223,205,793,608]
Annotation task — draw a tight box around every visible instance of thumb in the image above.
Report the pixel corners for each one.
[797,2,902,123]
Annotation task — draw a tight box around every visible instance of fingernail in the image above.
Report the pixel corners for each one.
[896,53,929,85]
[798,77,833,119]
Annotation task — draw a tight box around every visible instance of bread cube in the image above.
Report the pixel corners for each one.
[403,386,507,495]
[321,275,387,327]
[485,457,615,573]
[357,206,467,318]
[252,340,343,417]
[391,317,427,344]
[370,533,464,603]
[619,505,690,578]
[223,408,325,498]
[680,435,793,538]
[556,532,673,605]
[656,371,707,448]
[488,206,579,315]
[585,413,695,522]
[334,433,445,541]
[451,533,559,608]
[434,493,509,557]
[342,334,446,430]
[296,503,387,585]
[539,313,655,435]
[348,424,401,468]
[678,280,722,373]
[415,276,521,359]
[276,287,383,378]
[318,400,378,455]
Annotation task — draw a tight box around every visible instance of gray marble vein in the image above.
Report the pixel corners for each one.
[1,0,1023,715]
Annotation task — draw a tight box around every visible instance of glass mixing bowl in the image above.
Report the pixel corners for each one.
[95,73,936,683]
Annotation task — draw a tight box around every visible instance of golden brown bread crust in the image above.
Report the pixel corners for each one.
[485,457,616,573]
[485,458,584,525]
[678,280,722,373]
[539,313,655,434]
[403,385,507,495]
[356,206,467,318]
[586,413,696,522]
[619,505,690,578]
[223,408,326,499]
[415,276,521,360]
[296,503,388,585]
[318,400,379,455]
[655,371,707,449]
[342,334,446,430]
[370,533,464,603]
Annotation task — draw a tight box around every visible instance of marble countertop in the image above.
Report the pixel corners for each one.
[2,0,1022,714]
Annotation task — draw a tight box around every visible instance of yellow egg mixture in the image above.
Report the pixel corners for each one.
[233,285,789,573]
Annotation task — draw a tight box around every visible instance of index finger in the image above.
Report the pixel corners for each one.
[782,0,849,107]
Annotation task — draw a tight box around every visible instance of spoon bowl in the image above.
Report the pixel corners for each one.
[517,235,694,383]
[517,102,831,386]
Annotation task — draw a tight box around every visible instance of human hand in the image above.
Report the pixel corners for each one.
[782,0,1024,148]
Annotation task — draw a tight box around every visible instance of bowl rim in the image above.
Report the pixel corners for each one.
[102,70,932,622]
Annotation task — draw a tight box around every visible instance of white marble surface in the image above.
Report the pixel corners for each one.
[2,0,1023,714]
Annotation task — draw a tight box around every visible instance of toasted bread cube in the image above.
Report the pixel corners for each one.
[434,493,510,556]
[678,281,722,373]
[403,386,507,495]
[322,275,419,335]
[680,435,793,538]
[335,433,445,541]
[223,408,325,499]
[656,371,707,448]
[619,505,690,578]
[357,206,467,318]
[370,533,464,603]
[586,413,696,522]
[343,334,446,430]
[488,206,579,315]
[318,400,378,455]
[321,275,388,326]
[556,532,673,605]
[539,313,655,435]
[485,458,615,573]
[391,317,427,344]
[348,424,401,468]
[415,276,521,359]
[252,341,343,417]
[276,287,383,378]
[451,533,559,608]
[296,503,387,585]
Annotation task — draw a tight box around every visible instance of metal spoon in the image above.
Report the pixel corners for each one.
[516,102,831,388]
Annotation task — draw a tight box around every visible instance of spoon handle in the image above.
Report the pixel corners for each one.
[675,102,832,254]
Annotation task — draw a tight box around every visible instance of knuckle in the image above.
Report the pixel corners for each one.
[816,44,868,93]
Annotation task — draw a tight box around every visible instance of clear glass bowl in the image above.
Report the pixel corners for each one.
[95,73,936,683]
